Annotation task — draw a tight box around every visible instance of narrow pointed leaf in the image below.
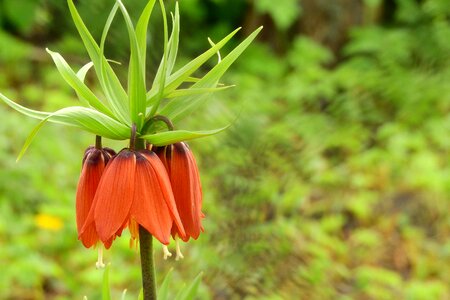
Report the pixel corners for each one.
[157,268,173,300]
[146,27,241,105]
[76,62,94,82]
[166,4,180,76]
[136,0,156,66]
[175,272,203,300]
[46,49,114,116]
[117,0,147,129]
[1,92,51,120]
[16,114,53,162]
[102,264,111,300]
[166,86,234,99]
[161,26,263,121]
[77,60,121,83]
[120,290,127,300]
[149,0,169,117]
[2,93,129,140]
[67,0,130,125]
[16,106,128,160]
[153,2,179,86]
[174,284,186,300]
[185,77,201,83]
[141,126,228,146]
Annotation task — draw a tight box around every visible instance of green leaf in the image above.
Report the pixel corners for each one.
[175,272,203,300]
[146,27,241,106]
[102,264,111,300]
[141,127,228,146]
[77,60,121,83]
[136,0,156,67]
[138,289,143,300]
[76,61,94,82]
[174,285,186,300]
[1,92,51,120]
[117,0,147,129]
[1,86,130,143]
[166,86,234,99]
[46,48,114,116]
[157,268,173,300]
[185,77,201,83]
[16,114,53,162]
[15,105,130,160]
[67,0,130,125]
[161,26,263,121]
[152,2,180,88]
[148,0,169,117]
[120,289,127,300]
[1,92,129,140]
[166,4,180,77]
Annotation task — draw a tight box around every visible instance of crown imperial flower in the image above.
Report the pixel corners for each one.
[80,147,186,249]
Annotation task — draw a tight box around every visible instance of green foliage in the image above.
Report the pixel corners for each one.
[0,0,449,299]
[1,0,261,159]
[254,0,301,30]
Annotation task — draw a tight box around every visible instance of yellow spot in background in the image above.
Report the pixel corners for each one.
[35,213,63,231]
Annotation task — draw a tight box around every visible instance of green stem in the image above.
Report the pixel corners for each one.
[139,225,157,300]
[95,135,102,149]
[136,137,157,299]
[142,115,175,134]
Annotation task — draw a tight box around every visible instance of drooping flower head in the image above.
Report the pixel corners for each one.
[80,147,186,249]
[76,138,115,248]
[154,142,204,242]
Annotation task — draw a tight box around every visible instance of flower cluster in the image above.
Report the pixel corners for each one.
[76,133,203,260]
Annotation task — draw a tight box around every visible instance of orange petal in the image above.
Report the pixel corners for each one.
[76,150,105,247]
[93,150,136,242]
[130,152,173,244]
[140,150,186,239]
[170,143,203,241]
[153,146,170,175]
[78,222,99,248]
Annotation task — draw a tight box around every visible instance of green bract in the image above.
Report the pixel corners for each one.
[0,0,262,160]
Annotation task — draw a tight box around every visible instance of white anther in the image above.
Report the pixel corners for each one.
[175,238,184,261]
[96,247,106,269]
[163,245,172,260]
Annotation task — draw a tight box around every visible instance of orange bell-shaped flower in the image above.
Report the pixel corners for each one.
[80,148,186,249]
[76,145,115,248]
[155,142,204,242]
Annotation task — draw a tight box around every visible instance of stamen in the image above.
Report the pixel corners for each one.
[175,238,184,261]
[162,245,172,260]
[96,246,106,269]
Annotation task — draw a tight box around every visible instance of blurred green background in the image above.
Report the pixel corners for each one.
[1,0,449,299]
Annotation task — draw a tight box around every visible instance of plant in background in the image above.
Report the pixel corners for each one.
[0,0,261,298]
